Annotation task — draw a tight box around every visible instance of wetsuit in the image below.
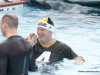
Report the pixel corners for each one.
[33,38,78,62]
[0,36,37,75]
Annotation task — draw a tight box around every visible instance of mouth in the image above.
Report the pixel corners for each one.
[38,34,44,38]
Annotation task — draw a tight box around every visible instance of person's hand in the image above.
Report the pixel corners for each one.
[73,59,84,65]
[27,33,37,47]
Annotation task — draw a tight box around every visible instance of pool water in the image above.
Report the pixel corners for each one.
[0,5,100,75]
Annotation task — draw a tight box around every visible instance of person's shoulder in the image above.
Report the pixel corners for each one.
[56,40,71,50]
[10,36,28,43]
[19,36,32,47]
[0,40,9,46]
[8,36,32,47]
[18,36,28,42]
[0,41,8,53]
[16,36,32,46]
[56,40,69,47]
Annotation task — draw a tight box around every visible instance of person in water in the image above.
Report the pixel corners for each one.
[28,17,84,65]
[0,13,38,75]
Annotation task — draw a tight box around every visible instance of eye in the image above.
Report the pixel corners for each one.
[40,29,43,31]
[41,29,45,31]
[37,28,39,30]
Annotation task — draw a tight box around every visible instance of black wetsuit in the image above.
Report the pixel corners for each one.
[33,39,78,62]
[0,36,38,75]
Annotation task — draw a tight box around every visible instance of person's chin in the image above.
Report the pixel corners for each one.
[2,33,5,37]
[39,37,43,41]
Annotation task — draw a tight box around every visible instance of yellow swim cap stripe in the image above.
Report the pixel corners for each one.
[38,17,48,23]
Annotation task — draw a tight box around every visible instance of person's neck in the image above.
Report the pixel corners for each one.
[5,30,18,39]
[42,38,53,44]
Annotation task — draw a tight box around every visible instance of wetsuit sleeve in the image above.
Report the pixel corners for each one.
[64,45,78,60]
[0,46,7,75]
[29,57,38,71]
[29,46,38,71]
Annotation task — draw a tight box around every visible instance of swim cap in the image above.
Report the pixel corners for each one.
[37,17,55,33]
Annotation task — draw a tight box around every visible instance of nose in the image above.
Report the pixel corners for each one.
[0,24,1,29]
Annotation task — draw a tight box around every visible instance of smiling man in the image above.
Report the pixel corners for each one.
[28,17,84,65]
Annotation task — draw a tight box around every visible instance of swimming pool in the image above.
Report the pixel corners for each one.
[0,4,100,75]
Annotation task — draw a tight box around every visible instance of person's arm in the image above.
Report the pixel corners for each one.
[29,47,38,71]
[29,57,38,71]
[64,45,84,65]
[27,33,38,71]
[0,47,7,75]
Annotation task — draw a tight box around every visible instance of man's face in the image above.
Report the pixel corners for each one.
[0,19,6,36]
[37,27,51,43]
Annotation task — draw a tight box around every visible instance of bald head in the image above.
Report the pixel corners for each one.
[1,13,18,29]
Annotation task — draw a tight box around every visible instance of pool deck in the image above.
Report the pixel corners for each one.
[0,0,28,7]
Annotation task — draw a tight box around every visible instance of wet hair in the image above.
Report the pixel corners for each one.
[1,13,18,29]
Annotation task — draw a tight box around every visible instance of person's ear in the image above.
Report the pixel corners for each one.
[0,21,1,29]
[3,21,7,28]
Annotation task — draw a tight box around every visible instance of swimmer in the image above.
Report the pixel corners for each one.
[28,17,84,65]
[0,13,38,75]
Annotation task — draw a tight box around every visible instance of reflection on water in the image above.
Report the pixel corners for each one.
[0,5,100,75]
